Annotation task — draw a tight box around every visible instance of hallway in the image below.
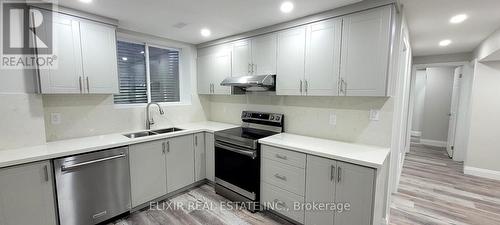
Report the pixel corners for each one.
[390,145,500,225]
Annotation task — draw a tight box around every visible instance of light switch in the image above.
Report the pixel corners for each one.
[329,113,337,126]
[51,113,61,125]
[369,109,380,121]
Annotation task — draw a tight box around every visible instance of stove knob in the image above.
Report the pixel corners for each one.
[276,116,280,121]
[270,116,274,120]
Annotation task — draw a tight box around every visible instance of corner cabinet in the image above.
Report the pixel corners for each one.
[36,10,118,94]
[197,45,232,95]
[0,161,58,225]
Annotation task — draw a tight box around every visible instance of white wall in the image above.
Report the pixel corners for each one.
[420,67,454,144]
[411,70,427,135]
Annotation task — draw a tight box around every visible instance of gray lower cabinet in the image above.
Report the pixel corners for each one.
[194,132,206,181]
[166,134,195,192]
[0,161,57,225]
[305,155,375,225]
[205,133,215,182]
[129,139,168,208]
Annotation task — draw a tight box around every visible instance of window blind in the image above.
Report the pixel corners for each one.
[149,46,180,103]
[113,41,148,104]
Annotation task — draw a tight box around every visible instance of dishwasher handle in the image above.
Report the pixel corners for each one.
[61,154,126,171]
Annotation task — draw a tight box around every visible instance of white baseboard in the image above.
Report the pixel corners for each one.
[464,166,500,181]
[420,139,446,147]
[410,130,421,137]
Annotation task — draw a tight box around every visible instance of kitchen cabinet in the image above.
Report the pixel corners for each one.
[0,161,57,225]
[305,155,375,225]
[339,6,392,96]
[251,34,277,75]
[165,134,195,192]
[194,132,206,181]
[205,133,215,182]
[276,26,307,96]
[129,140,167,207]
[232,39,252,77]
[197,45,232,95]
[37,11,118,94]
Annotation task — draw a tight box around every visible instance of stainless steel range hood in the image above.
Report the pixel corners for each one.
[220,75,276,92]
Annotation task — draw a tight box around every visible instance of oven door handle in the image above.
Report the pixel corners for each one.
[215,142,257,159]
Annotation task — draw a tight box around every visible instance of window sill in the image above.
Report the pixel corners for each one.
[113,101,192,109]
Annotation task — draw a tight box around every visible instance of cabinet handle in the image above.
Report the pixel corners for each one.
[337,166,342,183]
[305,80,308,93]
[86,77,90,93]
[248,63,252,74]
[275,154,287,160]
[79,76,83,93]
[274,174,287,181]
[330,165,335,181]
[340,79,347,96]
[299,80,303,93]
[167,141,170,152]
[195,136,198,146]
[43,165,49,182]
[162,142,166,154]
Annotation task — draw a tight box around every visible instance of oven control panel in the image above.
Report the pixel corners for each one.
[241,111,283,123]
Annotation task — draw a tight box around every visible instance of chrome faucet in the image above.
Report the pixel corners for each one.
[146,102,164,129]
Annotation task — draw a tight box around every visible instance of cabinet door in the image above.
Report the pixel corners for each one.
[129,140,167,207]
[251,34,277,75]
[211,51,232,95]
[166,135,195,192]
[334,162,375,225]
[80,21,119,94]
[38,14,83,94]
[305,155,336,225]
[232,40,252,77]
[197,54,213,94]
[340,6,392,96]
[276,26,306,96]
[0,161,57,225]
[194,133,206,181]
[305,19,342,96]
[205,133,215,182]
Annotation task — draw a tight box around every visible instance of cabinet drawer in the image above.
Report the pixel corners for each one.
[262,158,305,196]
[262,145,306,168]
[261,182,305,224]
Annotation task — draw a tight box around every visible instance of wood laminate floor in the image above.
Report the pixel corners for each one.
[389,145,500,225]
[107,184,293,225]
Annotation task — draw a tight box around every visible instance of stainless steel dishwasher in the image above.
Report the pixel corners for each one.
[53,146,131,225]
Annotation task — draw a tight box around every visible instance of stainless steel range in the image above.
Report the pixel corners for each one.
[214,111,284,211]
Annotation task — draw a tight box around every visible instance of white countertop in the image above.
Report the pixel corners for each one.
[259,133,390,169]
[0,121,238,169]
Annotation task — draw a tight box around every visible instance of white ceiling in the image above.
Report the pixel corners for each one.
[58,0,361,44]
[400,0,500,56]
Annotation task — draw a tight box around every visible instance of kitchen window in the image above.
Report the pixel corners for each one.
[114,40,180,105]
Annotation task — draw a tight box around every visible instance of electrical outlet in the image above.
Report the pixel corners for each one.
[369,109,380,121]
[51,112,61,125]
[329,113,337,126]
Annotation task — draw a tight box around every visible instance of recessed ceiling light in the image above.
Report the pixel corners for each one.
[280,1,294,13]
[121,57,128,61]
[200,28,211,37]
[450,14,468,24]
[79,0,93,3]
[439,39,452,47]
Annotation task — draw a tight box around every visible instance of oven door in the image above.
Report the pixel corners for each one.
[215,141,259,200]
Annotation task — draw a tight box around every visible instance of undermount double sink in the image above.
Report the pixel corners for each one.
[124,127,183,138]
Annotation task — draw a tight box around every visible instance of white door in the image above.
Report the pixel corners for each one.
[251,34,277,75]
[340,6,391,96]
[38,15,83,94]
[197,54,213,94]
[446,67,463,157]
[205,133,215,181]
[211,51,232,95]
[0,161,57,225]
[276,26,306,96]
[334,162,375,225]
[305,155,336,225]
[305,18,342,96]
[129,140,167,207]
[232,40,252,77]
[79,21,119,94]
[166,135,195,192]
[194,133,206,181]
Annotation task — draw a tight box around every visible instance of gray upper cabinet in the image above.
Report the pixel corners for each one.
[276,26,307,96]
[129,139,168,208]
[0,161,57,225]
[36,11,118,94]
[250,34,277,75]
[197,45,232,95]
[165,134,195,192]
[231,39,252,77]
[305,155,375,225]
[339,6,392,96]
